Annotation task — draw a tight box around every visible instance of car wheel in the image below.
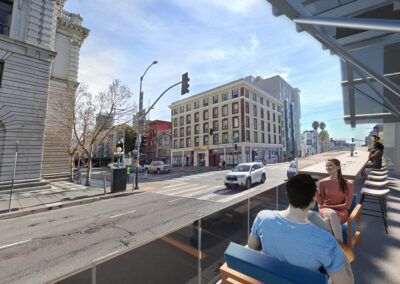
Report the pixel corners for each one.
[246,178,252,189]
[226,184,232,189]
[157,168,160,175]
[260,174,266,184]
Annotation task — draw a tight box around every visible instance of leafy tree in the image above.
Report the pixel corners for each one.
[124,126,137,154]
[320,122,326,131]
[312,121,319,131]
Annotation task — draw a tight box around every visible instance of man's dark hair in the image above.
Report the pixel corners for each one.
[372,135,380,141]
[374,142,384,151]
[286,174,316,209]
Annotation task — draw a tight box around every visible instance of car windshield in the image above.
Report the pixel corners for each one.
[156,161,164,165]
[290,164,296,168]
[232,165,250,172]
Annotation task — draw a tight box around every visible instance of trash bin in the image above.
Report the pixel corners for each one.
[111,168,127,193]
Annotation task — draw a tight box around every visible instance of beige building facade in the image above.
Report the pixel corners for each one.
[169,79,283,167]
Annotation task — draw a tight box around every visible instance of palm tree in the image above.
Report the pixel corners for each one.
[320,122,326,131]
[312,121,319,153]
[319,122,328,152]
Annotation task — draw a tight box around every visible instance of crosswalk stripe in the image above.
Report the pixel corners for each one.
[167,184,210,196]
[180,185,221,198]
[161,183,186,189]
[159,184,207,195]
[157,184,193,194]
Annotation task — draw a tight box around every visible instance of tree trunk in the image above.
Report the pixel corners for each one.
[86,157,92,186]
[70,155,75,182]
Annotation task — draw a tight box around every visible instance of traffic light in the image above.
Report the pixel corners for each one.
[141,136,148,148]
[209,128,214,136]
[181,72,190,95]
[234,144,238,151]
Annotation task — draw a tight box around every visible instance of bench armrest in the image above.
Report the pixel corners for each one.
[346,204,361,247]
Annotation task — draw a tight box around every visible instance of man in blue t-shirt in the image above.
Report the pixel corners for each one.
[248,174,354,284]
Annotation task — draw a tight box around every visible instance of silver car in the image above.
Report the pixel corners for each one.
[225,162,266,189]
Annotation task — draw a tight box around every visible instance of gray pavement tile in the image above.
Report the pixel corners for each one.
[16,196,43,208]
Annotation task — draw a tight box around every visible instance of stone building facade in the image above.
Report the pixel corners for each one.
[169,78,283,167]
[0,0,88,182]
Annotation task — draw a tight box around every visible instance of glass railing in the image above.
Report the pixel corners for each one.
[56,184,288,284]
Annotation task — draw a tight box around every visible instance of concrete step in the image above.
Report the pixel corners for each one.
[0,179,50,191]
[0,184,53,195]
[41,172,70,180]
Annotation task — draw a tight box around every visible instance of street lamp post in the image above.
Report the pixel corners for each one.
[134,60,158,189]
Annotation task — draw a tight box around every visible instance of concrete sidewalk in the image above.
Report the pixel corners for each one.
[0,179,142,219]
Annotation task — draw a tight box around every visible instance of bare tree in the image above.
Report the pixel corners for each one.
[73,80,133,185]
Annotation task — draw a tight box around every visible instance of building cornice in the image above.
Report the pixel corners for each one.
[57,10,90,47]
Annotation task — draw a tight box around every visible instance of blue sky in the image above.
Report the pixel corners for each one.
[64,0,374,142]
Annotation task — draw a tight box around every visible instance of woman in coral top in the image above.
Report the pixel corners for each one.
[316,159,354,242]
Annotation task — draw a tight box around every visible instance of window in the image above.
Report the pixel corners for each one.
[267,100,270,108]
[203,110,209,120]
[213,107,218,118]
[203,98,209,107]
[186,104,191,111]
[180,106,184,113]
[233,131,239,142]
[173,129,178,138]
[279,125,281,134]
[0,61,3,87]
[174,140,178,148]
[173,118,178,127]
[261,133,265,143]
[245,102,249,114]
[268,134,271,143]
[222,133,228,143]
[194,101,200,109]
[195,136,199,146]
[246,130,250,142]
[203,122,209,133]
[253,93,257,101]
[244,88,249,98]
[222,105,228,116]
[180,116,184,126]
[186,114,191,124]
[254,132,258,143]
[0,1,12,36]
[174,108,178,115]
[254,118,257,130]
[222,93,228,101]
[273,124,276,133]
[186,138,191,147]
[222,119,228,130]
[278,106,281,112]
[261,120,264,131]
[195,124,199,134]
[273,113,276,122]
[203,135,209,146]
[186,126,191,136]
[232,102,239,114]
[253,105,257,116]
[180,127,184,137]
[267,111,270,120]
[232,89,239,98]
[278,115,281,123]
[274,135,277,144]
[260,97,264,105]
[261,109,264,118]
[233,117,239,128]
[245,116,250,128]
[272,103,276,110]
[195,112,199,122]
[213,134,219,145]
[180,139,184,148]
[213,95,218,104]
[279,136,282,144]
[213,120,218,131]
[268,122,271,132]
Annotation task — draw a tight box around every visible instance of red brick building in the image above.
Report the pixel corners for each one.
[143,120,172,163]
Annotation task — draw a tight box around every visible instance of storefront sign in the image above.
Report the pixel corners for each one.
[193,146,208,151]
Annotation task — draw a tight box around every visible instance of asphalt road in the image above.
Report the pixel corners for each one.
[0,163,289,284]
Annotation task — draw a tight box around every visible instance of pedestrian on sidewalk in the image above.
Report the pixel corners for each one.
[218,160,222,170]
[126,166,131,182]
[222,160,226,170]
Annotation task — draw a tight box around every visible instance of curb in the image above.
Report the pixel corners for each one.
[0,191,142,220]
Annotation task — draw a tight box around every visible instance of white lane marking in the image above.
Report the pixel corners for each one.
[168,198,183,203]
[163,183,186,189]
[0,239,32,250]
[197,189,232,200]
[157,184,192,193]
[180,185,222,198]
[167,184,210,196]
[110,210,136,219]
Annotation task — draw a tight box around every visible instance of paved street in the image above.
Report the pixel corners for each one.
[0,163,289,284]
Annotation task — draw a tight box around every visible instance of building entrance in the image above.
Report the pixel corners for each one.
[197,153,205,166]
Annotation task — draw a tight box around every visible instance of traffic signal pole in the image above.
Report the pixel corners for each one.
[134,74,189,189]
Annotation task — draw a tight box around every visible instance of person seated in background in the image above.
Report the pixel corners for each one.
[317,159,354,242]
[248,174,354,284]
[361,142,384,179]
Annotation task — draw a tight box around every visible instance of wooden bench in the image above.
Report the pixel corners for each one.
[220,242,328,284]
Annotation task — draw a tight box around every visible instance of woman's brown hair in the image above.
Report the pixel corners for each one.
[328,159,347,194]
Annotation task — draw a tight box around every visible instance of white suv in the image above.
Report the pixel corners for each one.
[225,162,266,189]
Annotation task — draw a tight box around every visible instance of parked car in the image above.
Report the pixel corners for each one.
[144,161,170,174]
[287,161,297,179]
[224,162,266,189]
